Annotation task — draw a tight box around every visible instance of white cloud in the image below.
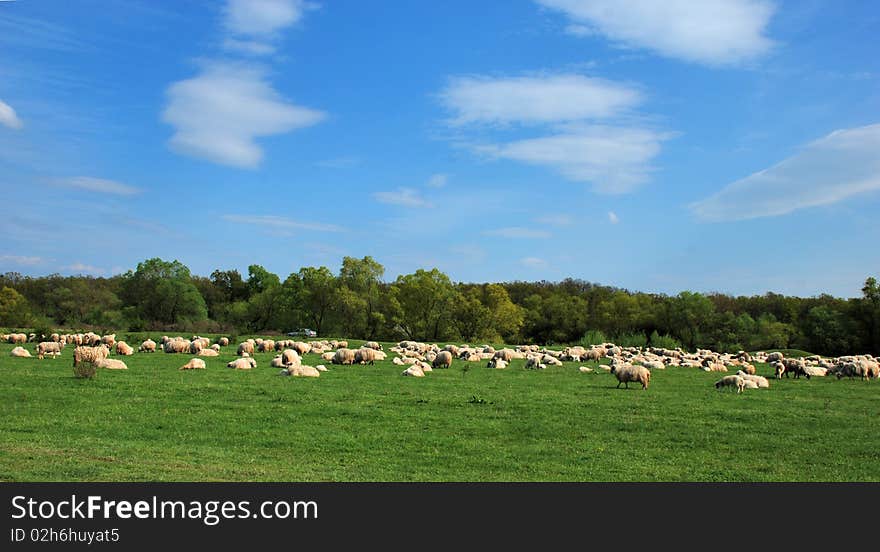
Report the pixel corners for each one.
[223,38,276,56]
[65,263,106,276]
[690,123,880,222]
[441,74,642,126]
[223,0,309,37]
[222,214,344,232]
[0,255,43,266]
[536,0,776,65]
[477,126,667,194]
[607,211,619,224]
[373,188,433,208]
[483,227,552,239]
[163,62,325,168]
[53,176,141,196]
[521,257,548,268]
[426,174,448,188]
[0,99,23,130]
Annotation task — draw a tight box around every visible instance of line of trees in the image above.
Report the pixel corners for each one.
[2,257,879,357]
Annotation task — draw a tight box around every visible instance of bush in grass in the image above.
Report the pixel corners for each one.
[73,360,97,379]
[649,331,682,350]
[31,322,54,343]
[578,330,608,347]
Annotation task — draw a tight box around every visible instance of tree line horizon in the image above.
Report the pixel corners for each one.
[1,256,878,357]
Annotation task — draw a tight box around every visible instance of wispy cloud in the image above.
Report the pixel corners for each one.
[0,99,23,130]
[64,263,107,276]
[535,0,776,66]
[477,126,667,194]
[426,173,448,188]
[690,123,880,222]
[520,256,548,268]
[0,255,44,267]
[224,0,310,37]
[52,176,141,196]
[607,211,619,224]
[0,13,86,52]
[163,62,325,168]
[441,74,642,126]
[373,187,433,208]
[222,214,344,232]
[223,38,277,56]
[483,227,552,239]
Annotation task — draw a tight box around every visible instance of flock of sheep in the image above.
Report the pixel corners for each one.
[4,331,879,392]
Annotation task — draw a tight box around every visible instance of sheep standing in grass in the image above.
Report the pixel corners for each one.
[36,341,63,359]
[237,341,255,356]
[355,347,380,365]
[432,350,453,369]
[73,345,110,367]
[332,348,355,365]
[610,364,651,390]
[715,375,745,393]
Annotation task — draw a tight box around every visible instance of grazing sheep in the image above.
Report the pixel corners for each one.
[292,341,312,356]
[766,352,784,363]
[237,341,255,356]
[280,349,301,366]
[715,375,745,393]
[432,350,453,369]
[101,334,116,349]
[218,337,230,347]
[189,340,204,354]
[180,358,206,370]
[95,358,128,370]
[10,346,31,357]
[402,365,425,377]
[139,339,157,353]
[332,348,355,365]
[36,341,63,359]
[259,339,275,353]
[355,347,380,365]
[610,364,651,390]
[164,339,191,354]
[115,341,134,356]
[227,357,257,370]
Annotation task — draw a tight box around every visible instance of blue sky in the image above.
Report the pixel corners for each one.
[1,0,878,297]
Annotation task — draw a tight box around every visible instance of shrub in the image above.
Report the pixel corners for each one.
[578,330,608,347]
[649,331,682,350]
[614,332,648,348]
[73,360,97,379]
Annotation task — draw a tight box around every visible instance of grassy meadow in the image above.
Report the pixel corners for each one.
[0,337,878,481]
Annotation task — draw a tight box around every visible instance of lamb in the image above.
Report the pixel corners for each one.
[115,341,134,356]
[432,350,453,369]
[36,341,63,359]
[180,358,206,370]
[138,339,157,353]
[715,375,745,393]
[610,364,651,390]
[95,358,128,370]
[525,355,545,370]
[10,346,31,357]
[332,348,355,365]
[237,341,255,356]
[227,357,257,370]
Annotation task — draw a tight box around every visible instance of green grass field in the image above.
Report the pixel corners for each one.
[1,339,878,481]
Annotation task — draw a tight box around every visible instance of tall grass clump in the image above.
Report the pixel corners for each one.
[578,330,607,347]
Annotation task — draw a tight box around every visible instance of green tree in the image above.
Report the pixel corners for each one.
[282,266,338,336]
[338,256,385,338]
[245,265,282,331]
[0,286,32,327]
[859,276,880,354]
[669,291,715,349]
[392,268,457,341]
[120,258,207,327]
